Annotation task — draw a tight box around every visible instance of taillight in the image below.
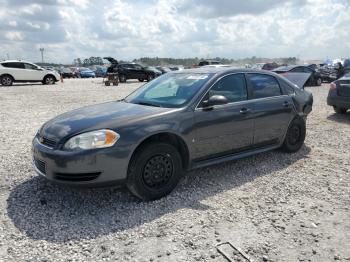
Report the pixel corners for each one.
[330,82,337,90]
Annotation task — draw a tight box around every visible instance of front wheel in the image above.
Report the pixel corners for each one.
[138,78,144,82]
[333,106,347,114]
[127,142,183,201]
[282,117,306,153]
[43,75,55,85]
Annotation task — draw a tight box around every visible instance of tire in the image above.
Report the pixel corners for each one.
[333,106,347,114]
[281,117,306,153]
[138,78,144,82]
[119,74,126,83]
[0,75,13,86]
[43,75,55,85]
[127,142,183,201]
[147,74,154,82]
[316,77,322,86]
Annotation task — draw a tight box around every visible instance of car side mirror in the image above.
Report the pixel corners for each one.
[202,95,229,109]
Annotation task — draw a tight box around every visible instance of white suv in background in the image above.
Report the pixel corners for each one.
[0,60,60,86]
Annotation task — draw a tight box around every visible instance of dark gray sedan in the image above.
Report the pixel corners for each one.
[327,73,350,114]
[32,68,313,200]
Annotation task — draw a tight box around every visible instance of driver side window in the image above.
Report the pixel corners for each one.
[204,73,247,104]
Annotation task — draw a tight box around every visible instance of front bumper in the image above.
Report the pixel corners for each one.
[32,137,129,186]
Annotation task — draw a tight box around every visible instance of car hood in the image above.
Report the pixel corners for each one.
[40,101,173,142]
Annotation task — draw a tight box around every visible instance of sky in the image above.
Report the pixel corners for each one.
[0,0,349,63]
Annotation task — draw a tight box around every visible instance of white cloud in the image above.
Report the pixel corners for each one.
[0,0,349,63]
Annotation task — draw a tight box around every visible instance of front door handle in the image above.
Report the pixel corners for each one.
[240,108,251,114]
[283,101,290,107]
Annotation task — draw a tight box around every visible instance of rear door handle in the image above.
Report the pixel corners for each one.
[240,108,251,114]
[283,101,290,107]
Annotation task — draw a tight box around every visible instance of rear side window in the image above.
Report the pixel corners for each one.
[248,74,281,99]
[1,62,25,69]
[208,73,247,103]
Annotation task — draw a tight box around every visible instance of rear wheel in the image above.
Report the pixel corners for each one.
[127,142,182,201]
[333,106,347,114]
[282,117,306,153]
[0,75,13,86]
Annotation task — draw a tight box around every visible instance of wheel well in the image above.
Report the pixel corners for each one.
[131,133,190,170]
[0,74,14,80]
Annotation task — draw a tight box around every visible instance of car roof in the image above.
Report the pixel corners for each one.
[274,65,302,71]
[0,60,35,64]
[171,67,279,76]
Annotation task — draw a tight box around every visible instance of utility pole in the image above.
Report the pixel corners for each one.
[6,53,10,60]
[39,48,44,63]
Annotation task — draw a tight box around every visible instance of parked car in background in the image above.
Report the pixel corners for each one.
[117,63,161,82]
[198,60,221,67]
[70,67,80,78]
[252,62,280,71]
[144,66,162,76]
[327,73,350,114]
[94,66,107,77]
[32,67,313,200]
[273,65,322,86]
[0,60,60,86]
[60,68,75,78]
[79,68,96,78]
[344,58,350,74]
[168,65,184,71]
[156,66,171,74]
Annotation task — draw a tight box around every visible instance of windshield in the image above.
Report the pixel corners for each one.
[125,73,213,108]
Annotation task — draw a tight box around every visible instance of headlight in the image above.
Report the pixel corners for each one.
[63,129,120,150]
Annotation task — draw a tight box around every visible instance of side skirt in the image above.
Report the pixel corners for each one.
[189,144,280,170]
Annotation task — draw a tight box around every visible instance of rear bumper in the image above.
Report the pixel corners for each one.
[32,137,129,187]
[327,91,350,108]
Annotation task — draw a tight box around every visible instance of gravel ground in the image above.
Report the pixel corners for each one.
[0,78,349,261]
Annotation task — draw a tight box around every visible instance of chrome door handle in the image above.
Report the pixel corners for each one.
[240,108,250,114]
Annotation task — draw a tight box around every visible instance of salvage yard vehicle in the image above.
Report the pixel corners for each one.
[327,73,350,114]
[32,68,313,200]
[156,66,171,74]
[59,68,75,79]
[0,60,60,86]
[273,65,322,86]
[79,68,96,78]
[117,63,161,83]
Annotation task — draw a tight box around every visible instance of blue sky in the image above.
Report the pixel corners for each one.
[0,0,349,63]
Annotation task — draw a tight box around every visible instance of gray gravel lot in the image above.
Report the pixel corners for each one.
[0,78,349,261]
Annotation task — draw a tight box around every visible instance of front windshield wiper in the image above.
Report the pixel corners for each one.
[134,101,162,107]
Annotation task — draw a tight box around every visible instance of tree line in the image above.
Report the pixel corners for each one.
[66,56,298,67]
[73,57,104,66]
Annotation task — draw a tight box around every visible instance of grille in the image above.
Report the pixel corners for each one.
[54,172,101,182]
[40,137,57,148]
[34,158,46,175]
